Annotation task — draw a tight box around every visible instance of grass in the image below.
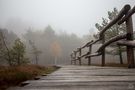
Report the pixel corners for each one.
[0,65,60,90]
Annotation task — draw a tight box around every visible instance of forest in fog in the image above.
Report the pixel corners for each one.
[0,0,134,66]
[0,25,91,66]
[1,6,134,66]
[23,25,84,65]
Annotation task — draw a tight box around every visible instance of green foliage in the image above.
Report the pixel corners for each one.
[0,33,29,66]
[94,8,126,41]
[94,8,126,55]
[94,7,127,64]
[10,39,29,65]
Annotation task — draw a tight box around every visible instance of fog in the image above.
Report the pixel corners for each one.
[0,0,135,37]
[0,0,135,65]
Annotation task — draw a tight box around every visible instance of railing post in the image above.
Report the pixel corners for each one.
[79,48,82,65]
[70,54,72,65]
[102,35,105,66]
[74,51,77,65]
[126,16,134,68]
[118,45,123,64]
[88,45,92,65]
[70,53,73,65]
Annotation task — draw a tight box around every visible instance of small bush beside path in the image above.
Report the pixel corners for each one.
[0,65,59,90]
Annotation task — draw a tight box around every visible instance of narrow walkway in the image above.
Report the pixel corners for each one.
[9,65,135,90]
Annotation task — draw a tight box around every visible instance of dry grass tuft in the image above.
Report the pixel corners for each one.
[0,65,59,90]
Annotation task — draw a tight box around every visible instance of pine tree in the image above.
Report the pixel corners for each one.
[11,39,29,65]
[94,8,126,64]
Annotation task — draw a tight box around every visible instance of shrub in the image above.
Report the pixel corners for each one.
[0,65,59,90]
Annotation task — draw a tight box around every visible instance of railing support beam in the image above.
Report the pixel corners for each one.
[101,35,105,66]
[88,45,92,65]
[126,16,135,68]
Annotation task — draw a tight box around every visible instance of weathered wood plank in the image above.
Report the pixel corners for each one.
[117,40,135,47]
[118,5,135,24]
[8,65,135,90]
[97,34,127,52]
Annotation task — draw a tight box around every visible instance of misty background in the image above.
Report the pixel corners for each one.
[0,0,135,65]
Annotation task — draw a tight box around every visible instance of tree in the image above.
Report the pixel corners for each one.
[0,29,28,66]
[11,39,29,65]
[29,40,42,65]
[50,41,62,65]
[44,25,55,36]
[23,25,82,65]
[0,30,12,66]
[94,8,126,64]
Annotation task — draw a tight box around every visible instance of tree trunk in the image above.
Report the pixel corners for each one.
[0,31,12,66]
[54,56,57,65]
[34,52,38,65]
[35,54,38,65]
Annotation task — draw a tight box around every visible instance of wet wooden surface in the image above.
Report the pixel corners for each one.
[8,65,135,90]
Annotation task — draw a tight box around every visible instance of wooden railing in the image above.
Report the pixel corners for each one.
[71,4,135,68]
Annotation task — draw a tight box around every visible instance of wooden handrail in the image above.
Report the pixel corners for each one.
[71,4,135,67]
[117,40,135,47]
[118,6,135,24]
[99,4,130,38]
[85,52,102,58]
[97,34,127,52]
[81,40,93,49]
[79,52,90,58]
[86,39,101,47]
[78,39,100,58]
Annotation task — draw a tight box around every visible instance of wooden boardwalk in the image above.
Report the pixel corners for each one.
[9,65,135,90]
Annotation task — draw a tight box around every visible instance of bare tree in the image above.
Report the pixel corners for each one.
[0,30,12,66]
[29,40,42,65]
[50,41,62,65]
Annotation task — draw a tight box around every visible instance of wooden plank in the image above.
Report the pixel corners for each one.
[117,40,135,47]
[85,52,102,58]
[8,65,135,90]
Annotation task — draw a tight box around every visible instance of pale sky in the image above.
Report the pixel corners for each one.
[0,0,135,37]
